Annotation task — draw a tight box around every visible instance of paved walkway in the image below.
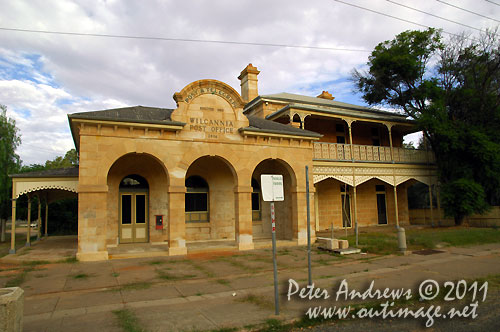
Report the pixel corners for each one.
[1,243,499,331]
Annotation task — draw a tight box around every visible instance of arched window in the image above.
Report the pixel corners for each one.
[120,174,149,191]
[185,176,209,222]
[251,178,261,221]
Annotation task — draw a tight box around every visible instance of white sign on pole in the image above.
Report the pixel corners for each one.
[261,175,284,202]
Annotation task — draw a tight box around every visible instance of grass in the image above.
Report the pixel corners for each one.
[5,270,28,287]
[188,261,215,278]
[112,309,148,332]
[215,278,230,286]
[22,260,50,267]
[58,256,78,264]
[337,227,500,255]
[147,260,165,265]
[112,282,152,292]
[72,273,90,279]
[157,271,196,281]
[237,293,273,310]
[112,272,120,277]
[406,228,500,249]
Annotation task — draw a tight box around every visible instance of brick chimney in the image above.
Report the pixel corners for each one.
[317,91,334,100]
[238,63,260,102]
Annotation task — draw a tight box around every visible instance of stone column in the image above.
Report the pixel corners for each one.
[292,190,313,245]
[9,199,16,254]
[0,287,24,332]
[168,186,187,256]
[234,186,254,250]
[76,188,109,261]
[26,197,31,247]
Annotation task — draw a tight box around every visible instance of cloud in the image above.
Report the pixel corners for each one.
[0,0,498,164]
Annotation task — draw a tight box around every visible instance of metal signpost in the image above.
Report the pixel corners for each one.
[261,174,284,316]
[305,166,312,286]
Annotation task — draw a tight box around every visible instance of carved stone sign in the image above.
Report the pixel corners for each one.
[184,87,238,108]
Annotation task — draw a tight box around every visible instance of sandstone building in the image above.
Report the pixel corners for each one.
[9,64,437,261]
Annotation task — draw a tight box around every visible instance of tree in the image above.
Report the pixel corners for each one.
[0,105,21,239]
[44,149,78,169]
[353,29,500,225]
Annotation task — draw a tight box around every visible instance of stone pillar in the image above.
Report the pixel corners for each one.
[0,287,24,332]
[292,190,313,245]
[168,186,187,256]
[436,183,441,226]
[9,199,16,254]
[76,189,109,261]
[234,186,254,250]
[25,197,31,247]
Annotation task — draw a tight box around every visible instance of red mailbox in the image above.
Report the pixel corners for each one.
[155,215,163,230]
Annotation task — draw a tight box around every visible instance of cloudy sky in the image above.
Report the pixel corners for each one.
[0,0,498,165]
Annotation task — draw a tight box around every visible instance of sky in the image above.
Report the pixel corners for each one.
[0,0,499,165]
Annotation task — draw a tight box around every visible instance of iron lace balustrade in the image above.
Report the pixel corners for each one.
[313,142,435,164]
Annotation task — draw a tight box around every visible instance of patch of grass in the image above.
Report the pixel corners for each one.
[112,272,120,277]
[72,273,90,279]
[112,309,147,332]
[112,282,152,292]
[339,232,398,255]
[225,259,254,271]
[58,256,78,264]
[215,279,231,286]
[188,262,215,278]
[16,248,33,256]
[156,270,197,281]
[22,260,50,267]
[196,292,203,296]
[147,260,165,265]
[237,294,273,310]
[318,275,334,279]
[5,271,28,287]
[407,228,500,249]
[259,319,288,332]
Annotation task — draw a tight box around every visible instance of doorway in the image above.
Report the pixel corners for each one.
[376,185,388,225]
[119,175,149,243]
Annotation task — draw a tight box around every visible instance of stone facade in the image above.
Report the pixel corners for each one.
[11,63,437,261]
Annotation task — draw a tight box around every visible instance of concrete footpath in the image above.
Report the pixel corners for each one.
[1,243,500,332]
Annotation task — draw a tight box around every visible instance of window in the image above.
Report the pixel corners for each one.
[120,174,149,191]
[251,178,261,221]
[185,176,209,222]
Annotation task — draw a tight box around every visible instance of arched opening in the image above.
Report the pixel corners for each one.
[292,114,303,129]
[185,175,209,222]
[107,153,169,246]
[119,174,149,243]
[315,178,352,231]
[185,156,236,242]
[251,159,295,240]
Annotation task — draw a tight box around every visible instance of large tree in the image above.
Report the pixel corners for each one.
[353,29,500,225]
[0,105,21,239]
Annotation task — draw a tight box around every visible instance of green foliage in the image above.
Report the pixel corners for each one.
[0,105,21,221]
[44,149,78,169]
[354,29,500,224]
